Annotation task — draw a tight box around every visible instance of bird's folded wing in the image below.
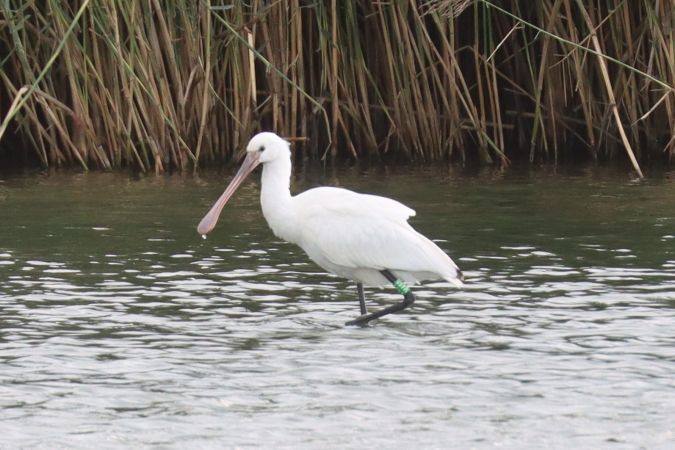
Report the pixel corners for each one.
[295,187,456,275]
[294,187,415,223]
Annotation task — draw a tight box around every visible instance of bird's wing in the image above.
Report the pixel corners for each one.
[293,187,458,277]
[294,187,415,223]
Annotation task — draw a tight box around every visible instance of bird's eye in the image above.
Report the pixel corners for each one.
[258,145,265,152]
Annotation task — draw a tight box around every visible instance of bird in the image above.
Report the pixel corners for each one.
[197,132,464,325]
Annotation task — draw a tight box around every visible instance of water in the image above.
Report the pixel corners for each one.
[1,166,674,449]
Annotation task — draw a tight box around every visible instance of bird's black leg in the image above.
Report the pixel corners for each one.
[345,270,415,326]
[357,282,367,315]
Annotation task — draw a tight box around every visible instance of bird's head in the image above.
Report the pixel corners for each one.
[246,132,291,164]
[197,132,290,236]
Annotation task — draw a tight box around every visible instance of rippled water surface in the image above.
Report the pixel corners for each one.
[1,166,674,449]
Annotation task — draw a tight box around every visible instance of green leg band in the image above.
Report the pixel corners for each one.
[393,279,410,296]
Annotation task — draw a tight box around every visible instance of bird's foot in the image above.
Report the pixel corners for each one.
[345,291,415,326]
[345,271,415,327]
[345,313,376,327]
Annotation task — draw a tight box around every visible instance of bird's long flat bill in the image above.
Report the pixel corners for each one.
[197,152,260,236]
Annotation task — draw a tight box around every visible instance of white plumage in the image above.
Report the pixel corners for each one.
[198,132,463,324]
[292,187,462,287]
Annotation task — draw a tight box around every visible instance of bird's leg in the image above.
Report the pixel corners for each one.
[357,282,367,315]
[345,270,415,326]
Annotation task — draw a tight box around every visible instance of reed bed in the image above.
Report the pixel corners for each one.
[0,0,673,174]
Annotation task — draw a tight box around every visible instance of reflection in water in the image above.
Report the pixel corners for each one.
[0,168,674,448]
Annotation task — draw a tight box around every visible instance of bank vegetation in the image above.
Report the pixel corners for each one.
[0,1,673,177]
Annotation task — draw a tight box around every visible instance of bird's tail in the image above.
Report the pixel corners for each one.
[446,268,464,287]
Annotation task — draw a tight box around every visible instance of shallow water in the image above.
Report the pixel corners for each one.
[1,166,674,449]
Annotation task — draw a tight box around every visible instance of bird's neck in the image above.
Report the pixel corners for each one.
[260,155,297,243]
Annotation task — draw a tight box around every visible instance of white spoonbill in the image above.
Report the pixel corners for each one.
[197,132,464,325]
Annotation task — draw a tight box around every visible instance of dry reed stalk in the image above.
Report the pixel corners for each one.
[575,0,644,178]
[0,0,672,171]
